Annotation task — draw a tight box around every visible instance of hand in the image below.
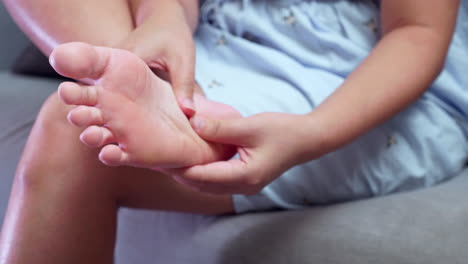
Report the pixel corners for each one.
[173,112,323,195]
[119,0,197,116]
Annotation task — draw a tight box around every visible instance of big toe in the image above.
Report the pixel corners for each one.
[50,42,109,82]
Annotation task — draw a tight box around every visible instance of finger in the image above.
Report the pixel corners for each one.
[191,116,256,146]
[181,159,249,185]
[168,53,196,116]
[171,158,263,195]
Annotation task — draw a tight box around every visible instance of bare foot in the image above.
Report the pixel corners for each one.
[50,42,240,169]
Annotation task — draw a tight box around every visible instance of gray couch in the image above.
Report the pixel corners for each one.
[1,4,468,264]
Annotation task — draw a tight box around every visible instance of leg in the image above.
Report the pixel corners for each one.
[4,0,134,55]
[0,73,58,241]
[0,93,234,264]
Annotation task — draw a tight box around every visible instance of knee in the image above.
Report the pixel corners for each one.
[36,92,73,130]
[16,92,83,187]
[26,92,78,154]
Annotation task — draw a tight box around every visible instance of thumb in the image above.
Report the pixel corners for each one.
[191,116,256,146]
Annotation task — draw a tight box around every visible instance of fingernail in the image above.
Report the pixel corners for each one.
[182,98,195,110]
[181,98,196,117]
[192,117,205,132]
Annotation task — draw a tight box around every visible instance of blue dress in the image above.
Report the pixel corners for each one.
[193,0,468,213]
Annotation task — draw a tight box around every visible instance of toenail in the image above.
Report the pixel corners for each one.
[49,56,55,67]
[67,111,74,124]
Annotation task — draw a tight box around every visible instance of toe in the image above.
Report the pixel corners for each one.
[80,126,115,148]
[99,144,130,167]
[67,106,104,127]
[49,42,110,82]
[58,82,98,106]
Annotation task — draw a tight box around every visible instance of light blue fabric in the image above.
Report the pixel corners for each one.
[428,0,468,125]
[194,0,468,213]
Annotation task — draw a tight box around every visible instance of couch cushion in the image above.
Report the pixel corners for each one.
[0,72,58,220]
[0,3,30,70]
[115,171,468,264]
[12,44,64,78]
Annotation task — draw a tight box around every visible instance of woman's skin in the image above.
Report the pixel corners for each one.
[0,0,238,263]
[0,0,461,264]
[3,0,134,54]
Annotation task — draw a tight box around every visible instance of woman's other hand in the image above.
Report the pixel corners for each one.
[120,0,197,116]
[173,113,325,195]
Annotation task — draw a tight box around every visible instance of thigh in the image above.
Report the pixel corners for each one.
[114,167,234,215]
[4,0,134,54]
[0,73,58,225]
